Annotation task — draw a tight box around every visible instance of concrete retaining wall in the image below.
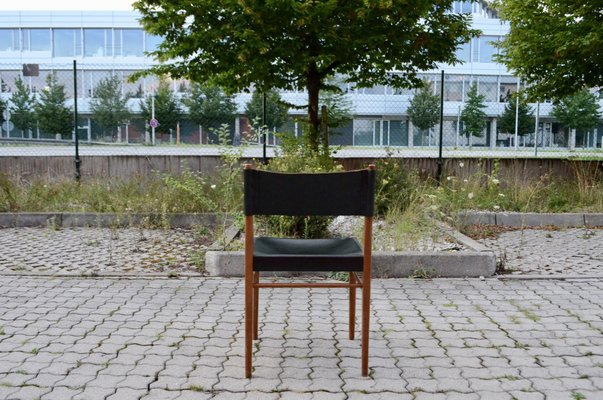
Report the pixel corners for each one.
[0,212,222,228]
[460,211,603,227]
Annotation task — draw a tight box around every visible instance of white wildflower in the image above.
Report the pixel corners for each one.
[463,179,468,183]
[491,178,500,185]
[493,205,500,210]
[468,192,474,199]
[210,184,217,189]
[446,176,452,181]
[498,193,505,197]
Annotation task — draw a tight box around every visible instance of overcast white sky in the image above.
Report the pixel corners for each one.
[0,0,135,11]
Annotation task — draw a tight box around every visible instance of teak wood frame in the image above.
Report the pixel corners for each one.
[243,164,374,379]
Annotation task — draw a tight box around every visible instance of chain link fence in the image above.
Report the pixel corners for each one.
[0,63,602,161]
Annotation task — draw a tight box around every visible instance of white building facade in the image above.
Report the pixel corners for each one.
[0,2,601,150]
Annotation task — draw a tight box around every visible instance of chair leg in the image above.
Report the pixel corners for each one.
[361,272,371,377]
[245,271,253,378]
[253,272,259,340]
[349,272,356,340]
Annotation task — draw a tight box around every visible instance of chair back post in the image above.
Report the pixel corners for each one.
[243,163,254,378]
[362,164,375,376]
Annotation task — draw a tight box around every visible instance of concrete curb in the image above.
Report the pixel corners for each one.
[205,250,496,278]
[0,212,223,228]
[459,211,603,228]
[205,220,497,278]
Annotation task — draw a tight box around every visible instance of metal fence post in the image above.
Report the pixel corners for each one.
[436,70,444,184]
[73,60,81,182]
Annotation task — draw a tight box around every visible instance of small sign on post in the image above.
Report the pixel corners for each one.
[22,64,39,77]
[150,118,159,128]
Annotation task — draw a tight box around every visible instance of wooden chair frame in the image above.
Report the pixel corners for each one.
[243,164,375,378]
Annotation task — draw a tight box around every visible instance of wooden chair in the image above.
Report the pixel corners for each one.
[243,164,376,378]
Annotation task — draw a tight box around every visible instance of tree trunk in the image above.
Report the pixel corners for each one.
[306,68,321,153]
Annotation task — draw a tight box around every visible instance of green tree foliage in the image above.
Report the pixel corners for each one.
[245,89,289,131]
[407,80,440,143]
[90,75,131,140]
[495,0,603,99]
[497,93,535,136]
[34,73,72,137]
[183,83,236,129]
[133,0,476,154]
[552,90,601,135]
[461,83,487,143]
[319,90,353,131]
[140,79,181,136]
[10,77,36,137]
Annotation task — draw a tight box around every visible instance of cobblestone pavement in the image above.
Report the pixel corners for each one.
[0,276,602,399]
[0,228,208,275]
[479,228,603,276]
[3,226,603,277]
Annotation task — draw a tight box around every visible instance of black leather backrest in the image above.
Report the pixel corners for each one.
[244,167,375,216]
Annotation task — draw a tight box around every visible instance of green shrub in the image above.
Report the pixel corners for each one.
[374,155,415,216]
[256,133,339,238]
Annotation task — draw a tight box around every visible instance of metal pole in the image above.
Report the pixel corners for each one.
[151,93,156,145]
[514,77,520,150]
[262,92,267,164]
[73,60,81,182]
[436,70,445,184]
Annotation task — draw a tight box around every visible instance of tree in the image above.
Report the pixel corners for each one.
[245,89,290,131]
[90,75,131,141]
[497,92,535,136]
[133,0,476,154]
[10,77,36,138]
[461,83,487,145]
[495,0,603,100]
[552,90,601,148]
[140,78,181,138]
[407,80,440,146]
[183,82,237,142]
[34,73,72,137]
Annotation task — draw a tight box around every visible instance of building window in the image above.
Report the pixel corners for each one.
[84,29,112,57]
[478,76,498,102]
[115,29,143,56]
[22,29,51,51]
[455,41,470,63]
[145,33,162,52]
[453,1,473,13]
[53,29,82,57]
[471,36,499,63]
[444,74,464,101]
[0,29,20,51]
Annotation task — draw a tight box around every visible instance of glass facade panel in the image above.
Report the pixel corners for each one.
[444,75,464,101]
[116,29,143,56]
[84,29,111,57]
[145,33,162,52]
[455,42,470,63]
[0,29,20,51]
[499,78,519,102]
[479,36,498,63]
[28,29,51,51]
[454,1,473,13]
[389,120,408,146]
[53,29,81,57]
[478,76,498,102]
[353,119,374,146]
